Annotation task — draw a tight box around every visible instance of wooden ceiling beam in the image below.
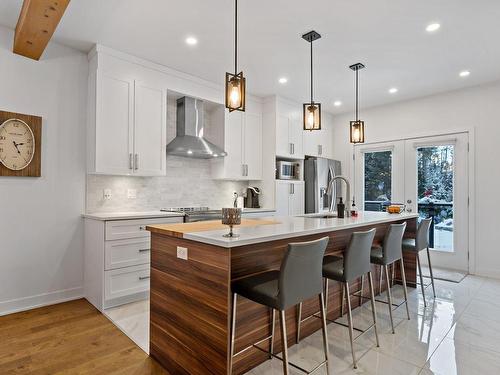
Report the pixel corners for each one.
[13,0,71,60]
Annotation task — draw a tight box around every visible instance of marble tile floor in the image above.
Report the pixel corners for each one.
[104,299,150,353]
[249,275,500,375]
[100,275,500,374]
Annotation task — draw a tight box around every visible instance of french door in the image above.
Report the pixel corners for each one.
[354,133,469,272]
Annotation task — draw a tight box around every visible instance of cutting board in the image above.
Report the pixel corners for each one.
[147,218,280,238]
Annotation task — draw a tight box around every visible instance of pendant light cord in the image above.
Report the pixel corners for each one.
[234,0,238,75]
[355,68,359,121]
[310,40,314,103]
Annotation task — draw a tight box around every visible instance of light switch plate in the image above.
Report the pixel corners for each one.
[127,189,137,199]
[177,246,188,260]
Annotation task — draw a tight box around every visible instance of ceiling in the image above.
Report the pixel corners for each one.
[1,0,499,113]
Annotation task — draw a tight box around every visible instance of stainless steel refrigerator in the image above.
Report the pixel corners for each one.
[304,157,342,214]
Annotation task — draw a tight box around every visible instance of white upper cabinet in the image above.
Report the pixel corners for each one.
[89,69,167,176]
[94,71,134,175]
[303,112,334,158]
[275,100,303,159]
[212,100,263,181]
[133,81,167,176]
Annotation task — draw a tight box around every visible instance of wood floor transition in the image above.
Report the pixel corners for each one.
[0,299,170,375]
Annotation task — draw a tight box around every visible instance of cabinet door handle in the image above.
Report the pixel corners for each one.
[289,143,293,155]
[139,276,150,281]
[129,153,134,170]
[292,143,295,154]
[134,154,139,170]
[318,145,322,155]
[139,226,146,231]
[245,164,249,176]
[242,164,246,176]
[139,248,150,253]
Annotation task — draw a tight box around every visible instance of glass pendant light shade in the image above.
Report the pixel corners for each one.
[350,120,365,143]
[303,102,321,131]
[225,72,246,112]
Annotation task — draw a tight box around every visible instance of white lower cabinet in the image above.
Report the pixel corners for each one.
[84,216,183,311]
[275,181,305,216]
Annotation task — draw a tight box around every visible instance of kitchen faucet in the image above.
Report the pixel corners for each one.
[326,175,352,217]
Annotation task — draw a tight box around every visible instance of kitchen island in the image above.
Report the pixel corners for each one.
[146,212,419,374]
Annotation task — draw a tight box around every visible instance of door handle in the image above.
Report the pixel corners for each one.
[289,143,293,155]
[139,248,150,253]
[129,153,134,170]
[292,143,295,154]
[139,276,150,281]
[318,145,322,155]
[245,164,249,176]
[242,164,245,176]
[134,154,139,170]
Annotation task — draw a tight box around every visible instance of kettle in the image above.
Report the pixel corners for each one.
[244,187,261,208]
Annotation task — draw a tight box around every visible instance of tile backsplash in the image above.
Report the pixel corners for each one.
[86,157,248,212]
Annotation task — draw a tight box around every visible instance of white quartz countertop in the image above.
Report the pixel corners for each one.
[183,211,419,248]
[82,208,275,221]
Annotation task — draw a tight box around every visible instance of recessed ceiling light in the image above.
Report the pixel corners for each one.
[426,23,441,32]
[185,37,198,46]
[333,101,342,107]
[389,87,398,94]
[278,77,288,84]
[459,70,470,77]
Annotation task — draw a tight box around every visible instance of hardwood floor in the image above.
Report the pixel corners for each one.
[0,299,169,375]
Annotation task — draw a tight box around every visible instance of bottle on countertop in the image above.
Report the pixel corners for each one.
[351,197,358,217]
[337,197,345,218]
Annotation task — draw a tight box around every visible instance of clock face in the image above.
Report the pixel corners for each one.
[0,119,35,171]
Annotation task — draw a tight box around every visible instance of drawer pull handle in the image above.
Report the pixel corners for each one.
[139,226,146,230]
[139,276,150,281]
[139,248,150,253]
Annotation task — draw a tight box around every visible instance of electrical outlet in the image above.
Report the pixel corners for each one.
[127,189,137,199]
[176,246,188,260]
[103,189,112,200]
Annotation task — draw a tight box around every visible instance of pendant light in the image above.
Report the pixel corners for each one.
[225,0,246,112]
[349,63,366,143]
[302,31,321,131]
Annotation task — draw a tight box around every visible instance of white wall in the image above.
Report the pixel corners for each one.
[0,26,88,315]
[331,81,500,278]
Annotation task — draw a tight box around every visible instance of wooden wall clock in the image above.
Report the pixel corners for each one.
[0,110,42,177]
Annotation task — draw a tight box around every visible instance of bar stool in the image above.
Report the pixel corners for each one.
[370,222,410,334]
[229,237,330,375]
[297,228,380,369]
[402,217,435,307]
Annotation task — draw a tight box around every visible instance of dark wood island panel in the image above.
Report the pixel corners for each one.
[149,217,417,375]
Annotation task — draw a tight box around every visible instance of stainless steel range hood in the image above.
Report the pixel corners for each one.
[166,96,227,159]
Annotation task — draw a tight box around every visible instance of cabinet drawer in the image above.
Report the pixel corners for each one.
[105,238,150,270]
[105,217,182,240]
[104,264,150,301]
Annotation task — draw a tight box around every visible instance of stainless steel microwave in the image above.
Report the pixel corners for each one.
[276,161,300,180]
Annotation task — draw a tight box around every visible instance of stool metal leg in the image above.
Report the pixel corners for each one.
[384,265,395,334]
[296,303,302,344]
[426,246,436,297]
[279,310,290,374]
[229,293,237,374]
[319,293,331,375]
[400,258,411,320]
[270,308,276,358]
[359,275,365,306]
[391,262,395,287]
[341,283,346,317]
[416,252,427,307]
[324,278,329,310]
[345,281,357,368]
[379,265,383,295]
[368,271,380,347]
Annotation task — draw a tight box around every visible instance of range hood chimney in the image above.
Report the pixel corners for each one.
[166,97,227,159]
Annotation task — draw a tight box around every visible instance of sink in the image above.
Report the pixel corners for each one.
[301,213,338,219]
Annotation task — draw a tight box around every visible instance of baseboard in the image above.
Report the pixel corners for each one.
[474,267,500,280]
[0,287,84,317]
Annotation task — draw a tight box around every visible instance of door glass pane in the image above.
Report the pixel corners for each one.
[417,145,454,252]
[364,150,392,211]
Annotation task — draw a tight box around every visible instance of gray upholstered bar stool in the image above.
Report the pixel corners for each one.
[370,222,410,334]
[229,237,331,375]
[297,228,380,369]
[402,217,435,307]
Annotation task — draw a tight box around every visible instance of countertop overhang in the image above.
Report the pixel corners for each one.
[147,211,419,248]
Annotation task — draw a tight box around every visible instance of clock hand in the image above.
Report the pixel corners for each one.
[12,141,21,154]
